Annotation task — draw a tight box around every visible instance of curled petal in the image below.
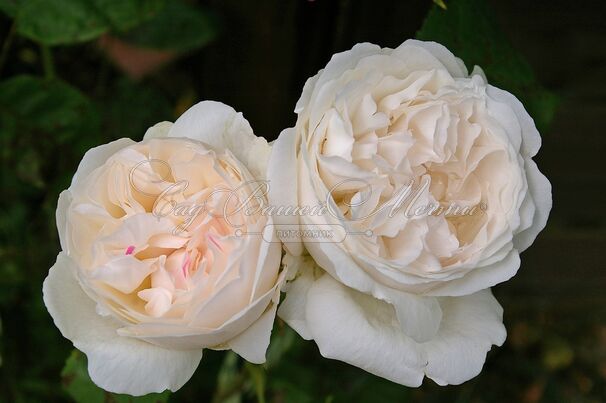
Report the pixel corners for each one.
[279,256,506,386]
[43,253,202,395]
[167,101,271,180]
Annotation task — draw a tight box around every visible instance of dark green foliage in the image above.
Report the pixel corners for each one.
[3,0,216,50]
[121,1,218,52]
[15,0,165,45]
[417,0,559,132]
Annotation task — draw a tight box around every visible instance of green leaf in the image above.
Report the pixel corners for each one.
[61,350,171,403]
[213,352,243,403]
[0,0,21,17]
[416,0,559,131]
[0,75,98,143]
[61,350,105,403]
[15,0,165,46]
[264,324,296,369]
[245,363,266,403]
[16,0,108,45]
[121,1,218,52]
[93,0,166,32]
[432,0,447,10]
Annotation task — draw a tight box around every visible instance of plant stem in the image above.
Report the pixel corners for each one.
[40,44,55,80]
[0,23,16,77]
[211,372,246,403]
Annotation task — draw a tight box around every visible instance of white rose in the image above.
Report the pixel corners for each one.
[268,40,551,385]
[43,101,284,395]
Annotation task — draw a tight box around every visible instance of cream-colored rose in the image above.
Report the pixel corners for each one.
[268,40,551,385]
[43,101,283,395]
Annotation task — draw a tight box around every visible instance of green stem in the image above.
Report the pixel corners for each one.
[211,372,246,403]
[0,23,16,77]
[40,44,55,80]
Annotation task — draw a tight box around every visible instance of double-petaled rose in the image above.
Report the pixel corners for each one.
[43,38,552,394]
[43,102,284,395]
[268,40,551,386]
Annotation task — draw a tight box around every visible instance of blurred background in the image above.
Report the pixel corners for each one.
[0,0,605,401]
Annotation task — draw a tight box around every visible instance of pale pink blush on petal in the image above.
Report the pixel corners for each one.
[181,253,191,278]
[207,233,224,253]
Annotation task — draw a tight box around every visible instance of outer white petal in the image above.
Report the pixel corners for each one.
[56,190,72,253]
[513,158,552,251]
[485,85,552,251]
[43,253,202,396]
[303,238,378,299]
[303,274,427,387]
[375,286,442,343]
[302,232,443,341]
[424,249,521,297]
[471,65,488,82]
[167,101,271,180]
[279,253,440,343]
[396,40,468,78]
[486,85,541,158]
[306,43,381,96]
[266,128,303,255]
[281,269,506,387]
[70,138,135,193]
[294,74,321,114]
[297,161,379,293]
[227,303,278,364]
[424,289,507,385]
[276,255,316,340]
[143,121,173,139]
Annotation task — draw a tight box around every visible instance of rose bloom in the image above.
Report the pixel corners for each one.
[43,102,283,395]
[268,40,551,385]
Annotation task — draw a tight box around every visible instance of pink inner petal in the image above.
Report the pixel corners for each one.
[181,253,191,278]
[207,233,223,252]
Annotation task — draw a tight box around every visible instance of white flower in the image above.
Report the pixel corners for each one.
[268,40,551,385]
[43,101,284,395]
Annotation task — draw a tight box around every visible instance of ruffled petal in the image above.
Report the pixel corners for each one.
[227,303,278,364]
[143,121,173,139]
[279,256,506,387]
[70,138,135,193]
[303,274,427,387]
[267,128,303,255]
[167,101,270,180]
[424,289,507,385]
[43,253,202,396]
